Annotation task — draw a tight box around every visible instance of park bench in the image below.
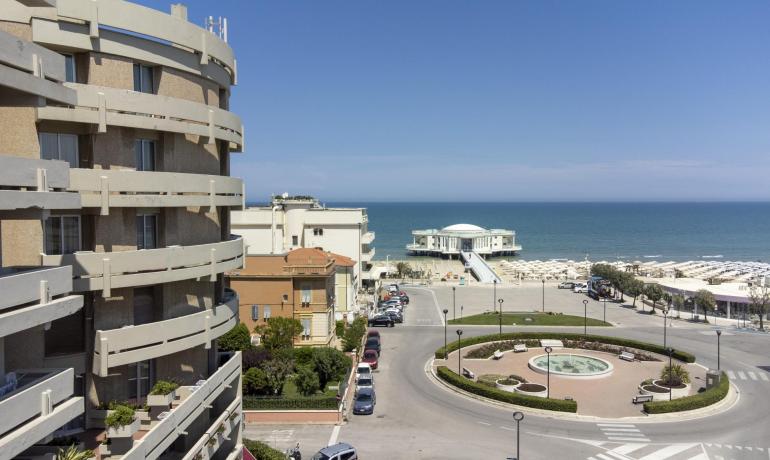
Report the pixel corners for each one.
[540,339,563,348]
[513,344,528,353]
[632,394,654,404]
[619,351,636,362]
[462,367,476,380]
[493,350,504,360]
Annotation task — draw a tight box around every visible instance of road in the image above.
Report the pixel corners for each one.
[245,284,770,459]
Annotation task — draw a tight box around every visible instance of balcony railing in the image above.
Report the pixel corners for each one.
[69,169,244,215]
[181,397,241,460]
[361,247,375,262]
[122,352,242,460]
[0,368,84,460]
[93,290,239,377]
[37,83,243,151]
[0,155,81,214]
[362,231,375,245]
[0,266,83,338]
[41,236,244,297]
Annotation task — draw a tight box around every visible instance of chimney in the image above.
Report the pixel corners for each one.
[170,4,188,21]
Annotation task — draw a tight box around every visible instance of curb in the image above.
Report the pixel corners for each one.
[426,358,740,424]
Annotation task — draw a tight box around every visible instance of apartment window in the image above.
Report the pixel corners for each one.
[133,63,154,94]
[301,283,312,304]
[301,318,312,339]
[39,132,78,167]
[44,216,81,255]
[134,139,155,171]
[133,287,155,326]
[128,360,153,400]
[313,228,323,236]
[292,235,298,246]
[45,309,85,356]
[136,214,157,249]
[251,305,259,321]
[263,305,271,320]
[63,54,76,83]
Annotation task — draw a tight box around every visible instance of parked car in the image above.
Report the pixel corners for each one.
[573,283,587,293]
[558,281,575,289]
[368,315,394,327]
[355,363,372,381]
[364,337,381,355]
[362,349,379,369]
[352,388,376,415]
[311,443,358,460]
[366,330,380,340]
[385,309,403,323]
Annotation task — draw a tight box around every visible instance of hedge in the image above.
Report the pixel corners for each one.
[242,395,339,410]
[434,332,695,363]
[436,366,577,413]
[643,372,729,414]
[243,439,285,460]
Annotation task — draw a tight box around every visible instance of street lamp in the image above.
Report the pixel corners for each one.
[663,308,668,349]
[541,278,545,313]
[442,308,448,353]
[513,411,524,460]
[452,286,456,320]
[603,296,607,323]
[456,329,464,375]
[716,329,722,371]
[668,347,673,401]
[582,299,588,337]
[493,279,497,313]
[461,305,464,319]
[545,346,553,398]
[498,298,504,341]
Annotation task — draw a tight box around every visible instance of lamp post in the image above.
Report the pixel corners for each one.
[603,296,607,323]
[541,278,545,313]
[663,308,668,350]
[668,347,673,401]
[545,346,553,398]
[493,279,497,313]
[452,286,456,320]
[461,305,464,319]
[498,298,504,341]
[456,329,464,375]
[513,411,524,460]
[716,329,722,371]
[442,308,448,353]
[582,299,588,337]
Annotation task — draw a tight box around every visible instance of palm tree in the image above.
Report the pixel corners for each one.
[56,446,94,460]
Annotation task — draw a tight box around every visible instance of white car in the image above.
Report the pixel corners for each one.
[573,283,587,293]
[355,363,372,381]
[355,374,374,395]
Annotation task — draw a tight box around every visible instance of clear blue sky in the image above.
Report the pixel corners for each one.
[138,0,770,202]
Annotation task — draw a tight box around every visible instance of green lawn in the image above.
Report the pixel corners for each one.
[448,312,611,326]
[282,379,338,398]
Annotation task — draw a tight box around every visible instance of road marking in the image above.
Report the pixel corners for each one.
[760,372,769,381]
[738,371,747,379]
[601,451,629,460]
[688,454,709,460]
[477,421,491,426]
[327,425,340,446]
[748,371,758,380]
[611,444,647,455]
[595,454,615,460]
[407,286,445,326]
[597,423,636,428]
[638,443,699,460]
[606,437,652,443]
[600,428,643,433]
[726,370,736,379]
[500,426,516,431]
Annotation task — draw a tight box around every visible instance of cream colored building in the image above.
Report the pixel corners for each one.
[408,223,521,258]
[0,1,244,458]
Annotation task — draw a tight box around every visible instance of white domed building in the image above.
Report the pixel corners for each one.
[407,223,522,258]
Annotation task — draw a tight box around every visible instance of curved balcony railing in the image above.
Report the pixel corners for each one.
[0,155,81,214]
[181,397,241,460]
[362,231,375,245]
[93,289,239,376]
[361,247,375,262]
[69,169,244,215]
[41,236,244,297]
[37,83,243,151]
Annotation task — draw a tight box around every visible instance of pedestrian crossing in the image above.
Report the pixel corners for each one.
[726,370,770,382]
[597,423,650,443]
[587,442,705,460]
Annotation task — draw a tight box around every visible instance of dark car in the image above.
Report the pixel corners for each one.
[364,337,381,355]
[362,349,379,369]
[368,315,394,327]
[366,330,380,340]
[352,388,376,415]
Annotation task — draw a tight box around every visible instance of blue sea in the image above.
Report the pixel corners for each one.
[328,202,770,263]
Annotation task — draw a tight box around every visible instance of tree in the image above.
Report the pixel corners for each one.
[218,323,253,351]
[625,279,644,308]
[242,367,269,395]
[748,279,770,331]
[643,284,664,312]
[255,317,303,351]
[261,349,294,395]
[294,366,320,396]
[312,347,351,389]
[395,261,412,279]
[342,316,367,352]
[694,289,716,323]
[660,364,691,387]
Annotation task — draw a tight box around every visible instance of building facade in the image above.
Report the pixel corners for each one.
[407,223,521,258]
[228,249,337,347]
[0,1,244,458]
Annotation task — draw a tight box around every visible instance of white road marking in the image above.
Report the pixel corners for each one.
[600,428,643,433]
[477,421,491,426]
[606,437,652,442]
[327,425,341,446]
[688,454,709,460]
[760,372,770,381]
[748,371,758,380]
[602,451,629,460]
[597,423,636,427]
[611,444,647,455]
[407,286,445,326]
[500,426,516,431]
[596,454,615,460]
[738,371,747,379]
[726,370,736,379]
[638,443,698,460]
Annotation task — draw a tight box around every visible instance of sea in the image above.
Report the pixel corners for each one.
[325,202,770,263]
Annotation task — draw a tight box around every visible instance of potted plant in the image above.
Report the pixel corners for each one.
[55,445,95,460]
[147,380,179,407]
[494,377,521,393]
[105,405,139,438]
[639,364,692,400]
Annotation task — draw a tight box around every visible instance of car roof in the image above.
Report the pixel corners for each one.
[356,388,373,396]
[357,363,371,369]
[319,443,355,455]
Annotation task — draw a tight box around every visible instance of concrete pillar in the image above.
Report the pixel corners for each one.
[0,336,4,381]
[726,301,731,320]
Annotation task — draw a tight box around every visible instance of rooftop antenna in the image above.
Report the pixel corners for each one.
[204,16,228,43]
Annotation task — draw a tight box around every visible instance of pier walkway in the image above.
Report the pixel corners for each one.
[460,251,502,284]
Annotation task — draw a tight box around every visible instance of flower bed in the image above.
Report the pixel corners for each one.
[514,383,548,398]
[643,372,729,414]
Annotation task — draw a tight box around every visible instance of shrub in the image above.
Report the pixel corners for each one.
[294,366,320,396]
[242,395,339,410]
[342,317,367,352]
[644,372,729,414]
[659,364,691,386]
[335,320,346,338]
[105,405,135,429]
[218,323,253,351]
[243,439,286,460]
[243,346,272,370]
[292,347,315,368]
[498,378,519,386]
[436,366,577,413]
[243,367,269,395]
[312,347,352,389]
[149,380,179,396]
[56,446,94,460]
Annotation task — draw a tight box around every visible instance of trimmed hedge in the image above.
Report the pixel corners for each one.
[643,372,729,414]
[242,395,339,410]
[435,332,695,363]
[436,366,577,413]
[243,439,285,460]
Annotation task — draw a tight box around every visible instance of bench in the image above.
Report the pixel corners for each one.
[619,351,636,362]
[632,394,654,404]
[462,367,476,380]
[513,344,528,353]
[493,350,504,360]
[540,339,564,348]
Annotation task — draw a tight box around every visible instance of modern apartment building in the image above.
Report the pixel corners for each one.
[227,249,337,347]
[232,195,376,304]
[0,1,244,458]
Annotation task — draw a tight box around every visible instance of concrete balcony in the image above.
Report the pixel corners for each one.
[122,352,242,460]
[41,236,245,297]
[361,247,375,262]
[0,265,83,338]
[37,83,243,152]
[0,368,84,460]
[0,155,81,218]
[93,290,239,377]
[362,231,375,245]
[69,169,244,215]
[180,397,241,460]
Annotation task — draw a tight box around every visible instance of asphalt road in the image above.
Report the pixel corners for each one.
[245,284,770,460]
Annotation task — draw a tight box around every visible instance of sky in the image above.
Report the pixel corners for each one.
[138,0,770,202]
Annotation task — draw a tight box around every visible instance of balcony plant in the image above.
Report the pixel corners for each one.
[55,445,95,460]
[148,380,179,406]
[105,405,139,438]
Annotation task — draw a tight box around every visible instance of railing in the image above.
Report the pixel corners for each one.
[93,290,239,376]
[362,231,375,245]
[122,352,242,460]
[460,251,502,284]
[0,155,81,212]
[41,236,244,297]
[37,83,243,151]
[181,397,241,460]
[69,169,244,215]
[361,247,375,262]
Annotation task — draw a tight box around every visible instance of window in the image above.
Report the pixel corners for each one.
[44,215,81,255]
[263,305,271,320]
[301,283,312,304]
[133,287,155,325]
[251,305,259,321]
[39,132,78,167]
[136,214,157,249]
[133,63,154,93]
[63,54,76,83]
[134,140,155,171]
[292,235,298,246]
[301,318,311,339]
[128,360,153,400]
[313,228,323,236]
